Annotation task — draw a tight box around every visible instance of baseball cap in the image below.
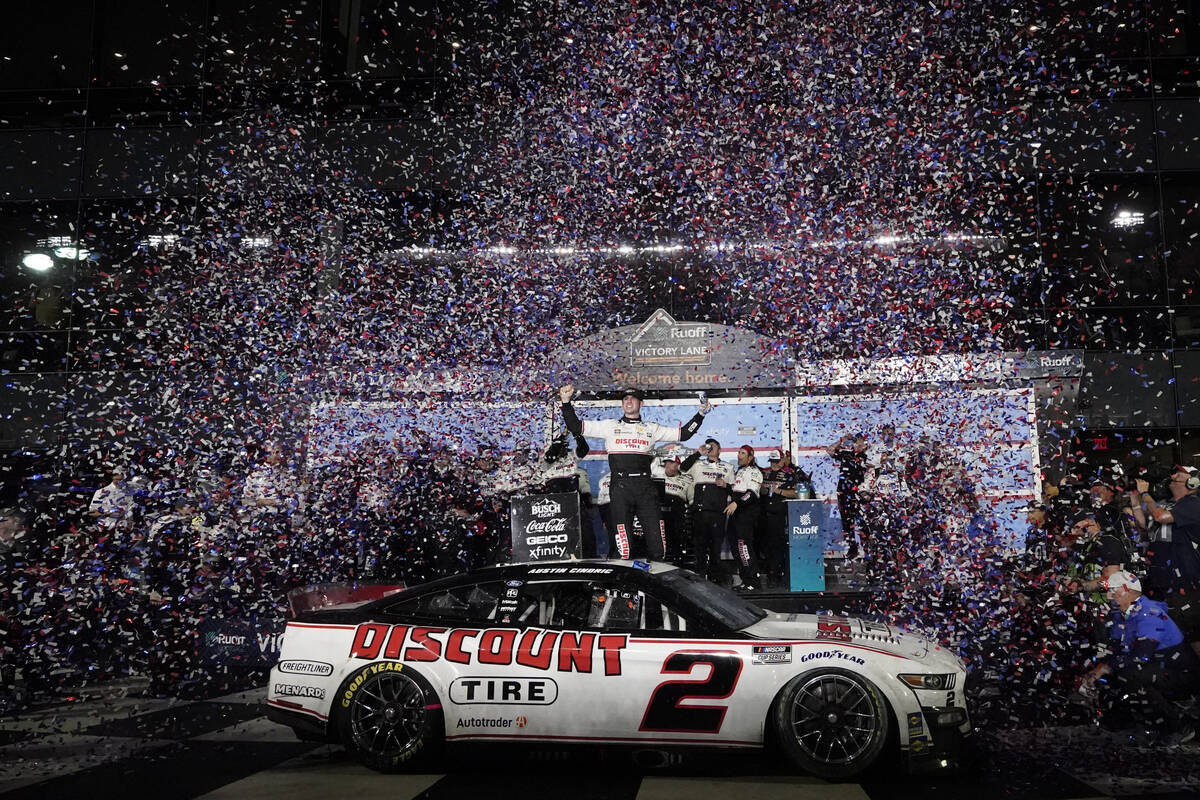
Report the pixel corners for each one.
[1065,507,1097,529]
[621,387,645,401]
[1102,570,1141,594]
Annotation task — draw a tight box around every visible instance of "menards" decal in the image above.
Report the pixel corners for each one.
[349,625,629,675]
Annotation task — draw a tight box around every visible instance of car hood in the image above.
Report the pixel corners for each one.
[743,613,941,662]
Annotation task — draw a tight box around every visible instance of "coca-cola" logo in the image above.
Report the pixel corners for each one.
[525,518,568,534]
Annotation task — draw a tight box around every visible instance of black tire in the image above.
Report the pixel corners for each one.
[335,661,443,772]
[772,667,890,779]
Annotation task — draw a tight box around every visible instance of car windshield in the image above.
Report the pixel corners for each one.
[657,568,768,630]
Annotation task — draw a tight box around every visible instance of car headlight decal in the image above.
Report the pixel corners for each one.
[897,673,956,690]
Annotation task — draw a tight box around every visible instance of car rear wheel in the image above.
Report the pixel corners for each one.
[336,662,443,772]
[773,667,890,779]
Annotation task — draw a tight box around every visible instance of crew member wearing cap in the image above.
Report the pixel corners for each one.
[727,445,765,591]
[652,454,694,565]
[1079,570,1198,745]
[559,384,710,561]
[759,450,800,588]
[680,438,735,579]
[1138,466,1200,659]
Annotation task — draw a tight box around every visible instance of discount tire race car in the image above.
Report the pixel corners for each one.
[266,560,969,779]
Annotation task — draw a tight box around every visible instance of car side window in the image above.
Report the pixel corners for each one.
[587,588,688,633]
[386,581,505,623]
[509,581,594,629]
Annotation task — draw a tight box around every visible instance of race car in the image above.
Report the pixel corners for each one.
[266,560,969,778]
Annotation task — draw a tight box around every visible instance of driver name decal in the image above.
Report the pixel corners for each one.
[349,624,628,675]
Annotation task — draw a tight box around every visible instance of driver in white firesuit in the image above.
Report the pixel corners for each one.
[559,384,710,561]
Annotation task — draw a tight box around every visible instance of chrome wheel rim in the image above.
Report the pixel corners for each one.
[349,672,428,758]
[788,673,880,765]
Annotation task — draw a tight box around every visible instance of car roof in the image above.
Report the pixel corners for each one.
[357,560,677,612]
[502,558,679,575]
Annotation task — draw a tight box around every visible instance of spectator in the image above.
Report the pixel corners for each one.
[89,466,135,533]
[242,443,301,518]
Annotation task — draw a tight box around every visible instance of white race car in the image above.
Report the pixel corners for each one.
[267,560,969,778]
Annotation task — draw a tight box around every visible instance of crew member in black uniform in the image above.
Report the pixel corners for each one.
[681,439,735,579]
[759,450,801,588]
[559,384,710,560]
[727,445,765,591]
[653,455,694,565]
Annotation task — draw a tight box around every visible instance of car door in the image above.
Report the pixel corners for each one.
[516,576,749,746]
[607,583,748,746]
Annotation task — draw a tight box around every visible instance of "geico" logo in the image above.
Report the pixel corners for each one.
[526,533,568,545]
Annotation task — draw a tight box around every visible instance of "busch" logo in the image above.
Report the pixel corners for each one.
[530,499,561,517]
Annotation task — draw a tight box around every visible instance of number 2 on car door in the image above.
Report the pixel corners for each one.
[639,650,743,734]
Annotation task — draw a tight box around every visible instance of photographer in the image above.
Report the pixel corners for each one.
[1089,469,1146,545]
[1137,467,1200,660]
[1078,571,1198,746]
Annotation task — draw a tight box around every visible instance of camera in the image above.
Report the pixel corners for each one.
[1132,463,1174,502]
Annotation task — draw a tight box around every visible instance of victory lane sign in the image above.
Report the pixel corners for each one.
[510,492,582,562]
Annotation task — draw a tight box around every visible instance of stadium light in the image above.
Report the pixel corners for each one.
[21,253,54,272]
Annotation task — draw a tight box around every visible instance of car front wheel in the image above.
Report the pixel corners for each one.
[335,662,443,772]
[773,667,890,779]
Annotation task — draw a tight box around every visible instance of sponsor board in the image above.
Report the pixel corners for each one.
[787,500,829,591]
[751,645,792,665]
[199,619,286,667]
[510,492,581,562]
[449,677,558,705]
